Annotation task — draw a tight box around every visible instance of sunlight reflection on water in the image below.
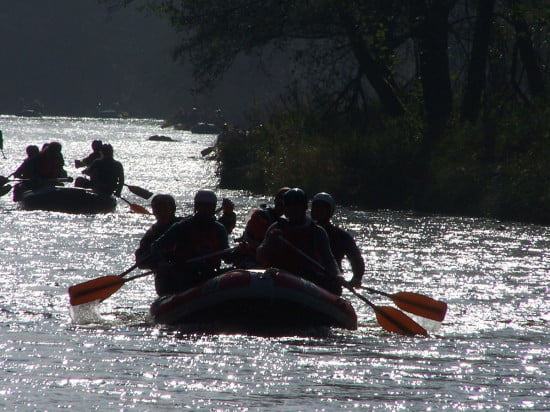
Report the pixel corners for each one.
[0,116,548,410]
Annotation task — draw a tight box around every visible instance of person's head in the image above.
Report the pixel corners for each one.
[283,188,308,223]
[26,145,39,158]
[273,186,290,216]
[221,197,234,213]
[151,194,176,223]
[101,143,113,158]
[48,141,62,153]
[311,192,335,224]
[194,189,217,217]
[91,140,103,152]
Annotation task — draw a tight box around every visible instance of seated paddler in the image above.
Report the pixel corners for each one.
[134,194,183,270]
[256,187,344,295]
[149,189,229,296]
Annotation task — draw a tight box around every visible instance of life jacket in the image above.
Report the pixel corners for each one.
[277,219,323,274]
[35,152,57,178]
[243,207,278,244]
[175,217,224,269]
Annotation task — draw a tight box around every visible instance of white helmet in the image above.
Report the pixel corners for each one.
[312,192,335,215]
[194,189,217,205]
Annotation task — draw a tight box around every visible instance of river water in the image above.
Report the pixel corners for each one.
[0,116,548,411]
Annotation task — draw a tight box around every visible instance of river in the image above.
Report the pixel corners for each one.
[0,115,548,411]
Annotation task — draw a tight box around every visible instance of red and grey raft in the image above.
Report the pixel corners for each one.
[149,268,357,334]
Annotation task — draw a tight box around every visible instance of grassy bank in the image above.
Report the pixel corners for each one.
[216,104,549,226]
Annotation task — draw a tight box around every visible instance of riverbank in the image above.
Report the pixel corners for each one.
[216,104,549,226]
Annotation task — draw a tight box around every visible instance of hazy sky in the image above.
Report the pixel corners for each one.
[0,0,288,124]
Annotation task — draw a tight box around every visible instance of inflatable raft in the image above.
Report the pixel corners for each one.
[18,186,117,214]
[149,268,357,334]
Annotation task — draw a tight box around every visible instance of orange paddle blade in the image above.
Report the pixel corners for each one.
[129,203,151,214]
[391,292,448,321]
[68,275,125,306]
[374,306,428,337]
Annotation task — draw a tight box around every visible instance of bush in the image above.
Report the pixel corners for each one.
[217,103,549,225]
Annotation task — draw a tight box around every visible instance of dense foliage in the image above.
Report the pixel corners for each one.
[104,0,549,224]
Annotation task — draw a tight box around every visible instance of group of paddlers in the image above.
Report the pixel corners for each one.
[134,187,364,297]
[4,139,124,200]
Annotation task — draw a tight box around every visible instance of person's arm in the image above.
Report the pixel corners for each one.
[343,233,365,287]
[135,228,156,269]
[115,162,124,197]
[316,226,340,279]
[256,223,282,266]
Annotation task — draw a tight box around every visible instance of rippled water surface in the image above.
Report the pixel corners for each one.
[0,116,548,410]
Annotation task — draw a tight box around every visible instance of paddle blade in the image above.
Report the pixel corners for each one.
[374,305,428,336]
[391,292,448,322]
[0,184,12,197]
[0,175,9,186]
[126,184,153,199]
[68,275,125,306]
[201,146,214,156]
[129,203,151,214]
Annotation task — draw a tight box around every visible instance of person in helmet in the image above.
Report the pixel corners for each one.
[231,186,290,268]
[75,143,124,197]
[134,194,184,270]
[74,139,103,168]
[150,189,229,296]
[256,188,343,295]
[217,197,237,235]
[311,192,365,288]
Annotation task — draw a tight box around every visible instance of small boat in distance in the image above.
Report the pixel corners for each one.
[17,186,117,214]
[190,122,221,134]
[18,109,43,117]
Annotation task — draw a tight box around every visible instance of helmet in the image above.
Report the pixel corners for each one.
[101,143,113,157]
[91,140,103,150]
[312,192,335,215]
[283,188,307,207]
[151,194,176,210]
[194,189,217,205]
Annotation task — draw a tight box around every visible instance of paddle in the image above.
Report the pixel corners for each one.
[68,271,154,306]
[0,176,73,196]
[0,130,5,159]
[0,184,12,197]
[117,195,151,214]
[359,286,448,322]
[277,236,428,336]
[68,247,237,306]
[124,184,153,199]
[200,146,215,156]
[0,173,14,186]
[344,285,428,336]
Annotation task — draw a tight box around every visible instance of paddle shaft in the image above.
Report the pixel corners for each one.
[186,246,236,263]
[69,248,237,306]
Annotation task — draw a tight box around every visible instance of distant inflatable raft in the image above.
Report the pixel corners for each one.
[149,268,358,334]
[18,186,117,214]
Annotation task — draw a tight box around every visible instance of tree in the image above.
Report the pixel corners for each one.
[101,0,408,119]
[103,0,548,137]
[461,0,497,122]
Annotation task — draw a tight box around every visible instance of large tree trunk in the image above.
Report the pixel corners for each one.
[510,11,546,101]
[461,0,496,122]
[339,13,405,117]
[411,1,453,148]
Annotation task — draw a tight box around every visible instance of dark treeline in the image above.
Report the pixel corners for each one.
[108,0,548,224]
